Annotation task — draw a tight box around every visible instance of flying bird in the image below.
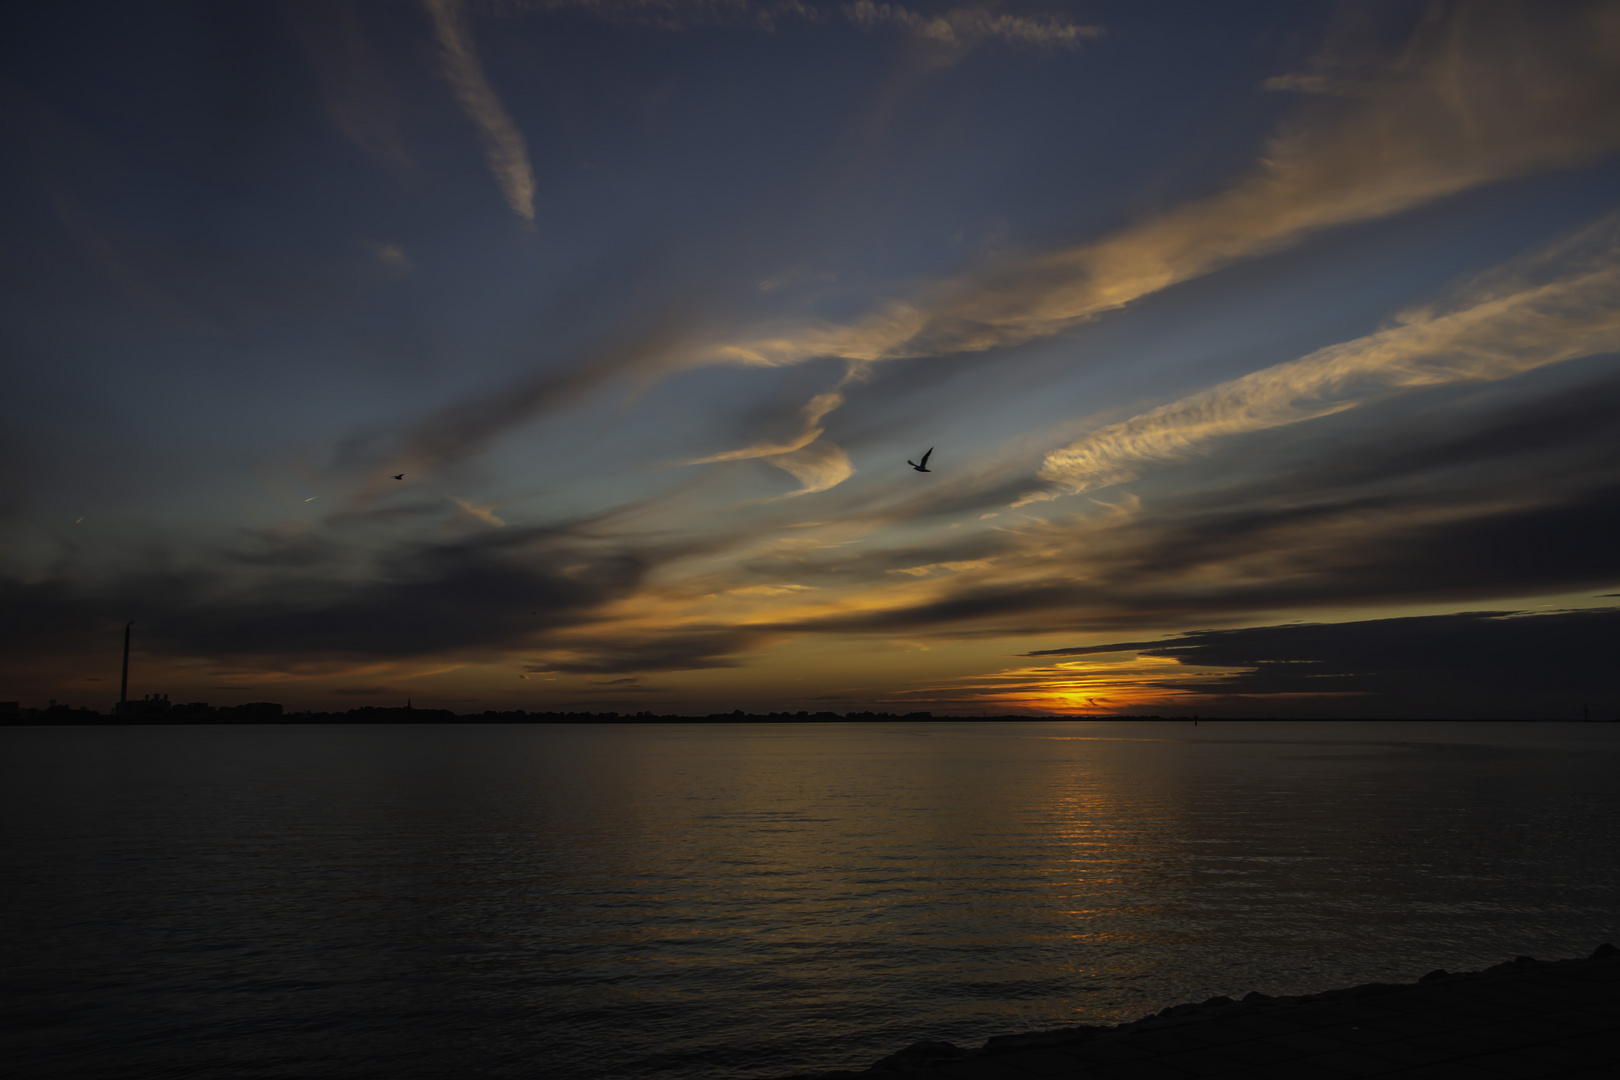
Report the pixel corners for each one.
[908,447,933,473]
[392,474,404,480]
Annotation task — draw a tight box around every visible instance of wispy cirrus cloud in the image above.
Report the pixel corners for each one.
[681,389,847,464]
[762,438,855,496]
[497,0,1101,53]
[449,495,508,526]
[678,382,855,496]
[841,2,1101,53]
[652,2,1620,488]
[623,1,1619,382]
[1022,211,1620,502]
[286,0,411,169]
[329,3,1618,502]
[145,5,1620,595]
[869,0,1619,360]
[424,0,536,221]
[494,0,813,32]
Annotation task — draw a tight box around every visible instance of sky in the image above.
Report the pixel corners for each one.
[3,0,1619,718]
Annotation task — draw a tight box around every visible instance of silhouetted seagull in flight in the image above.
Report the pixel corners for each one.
[391,474,404,480]
[908,448,933,473]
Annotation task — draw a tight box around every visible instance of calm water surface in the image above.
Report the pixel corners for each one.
[3,721,1618,1079]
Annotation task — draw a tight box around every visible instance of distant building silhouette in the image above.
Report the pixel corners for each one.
[119,693,172,717]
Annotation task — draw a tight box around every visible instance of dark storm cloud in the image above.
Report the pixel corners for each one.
[532,626,783,674]
[197,545,644,656]
[1084,371,1620,612]
[227,522,348,568]
[774,579,1079,635]
[1087,471,1620,624]
[797,502,1589,631]
[0,520,650,668]
[791,473,1620,637]
[583,676,666,693]
[1252,371,1620,496]
[1029,607,1620,718]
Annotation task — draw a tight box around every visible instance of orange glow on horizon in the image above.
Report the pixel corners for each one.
[926,654,1209,715]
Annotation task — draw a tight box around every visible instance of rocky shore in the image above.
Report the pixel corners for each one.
[775,944,1619,1079]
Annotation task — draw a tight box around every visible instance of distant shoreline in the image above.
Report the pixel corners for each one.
[4,711,1613,726]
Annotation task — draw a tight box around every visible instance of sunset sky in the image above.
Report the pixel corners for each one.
[4,0,1619,717]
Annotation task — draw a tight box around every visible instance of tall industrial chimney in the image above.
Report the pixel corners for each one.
[119,621,133,715]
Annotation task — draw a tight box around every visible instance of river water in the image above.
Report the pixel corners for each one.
[3,721,1617,1079]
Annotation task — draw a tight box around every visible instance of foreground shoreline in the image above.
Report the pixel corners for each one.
[774,946,1620,1079]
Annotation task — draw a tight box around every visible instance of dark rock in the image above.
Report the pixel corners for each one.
[870,1041,966,1072]
[981,1025,1103,1055]
[776,944,1620,1080]
[1343,983,1404,999]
